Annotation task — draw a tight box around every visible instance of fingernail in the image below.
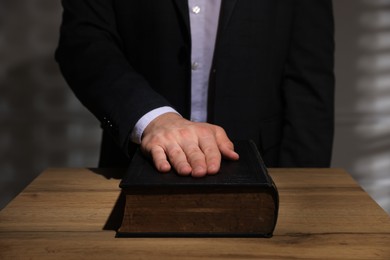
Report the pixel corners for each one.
[193,166,206,175]
[207,164,218,172]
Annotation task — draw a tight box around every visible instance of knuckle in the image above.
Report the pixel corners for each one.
[178,128,193,138]
[150,146,163,156]
[167,147,182,158]
[202,145,218,154]
[222,139,233,146]
[186,145,200,156]
[189,157,204,167]
[142,134,160,146]
[197,125,213,137]
[164,132,176,141]
[206,151,221,160]
[142,141,160,153]
[215,126,229,137]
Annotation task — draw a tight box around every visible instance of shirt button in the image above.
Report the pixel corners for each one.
[191,62,199,71]
[192,6,201,14]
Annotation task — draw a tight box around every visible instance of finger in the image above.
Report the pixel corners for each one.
[165,144,192,176]
[214,127,239,160]
[219,141,239,160]
[199,136,221,175]
[182,143,207,178]
[150,146,171,173]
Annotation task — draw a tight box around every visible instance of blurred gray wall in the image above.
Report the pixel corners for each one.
[0,0,101,208]
[0,0,389,213]
[332,0,390,213]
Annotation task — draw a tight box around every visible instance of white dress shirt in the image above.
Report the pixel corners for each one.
[131,0,222,144]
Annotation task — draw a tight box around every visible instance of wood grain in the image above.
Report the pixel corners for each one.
[0,232,388,259]
[0,168,389,259]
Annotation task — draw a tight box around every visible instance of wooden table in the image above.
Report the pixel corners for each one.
[0,168,389,259]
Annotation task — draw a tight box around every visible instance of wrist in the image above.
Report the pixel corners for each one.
[130,107,180,144]
[142,112,183,139]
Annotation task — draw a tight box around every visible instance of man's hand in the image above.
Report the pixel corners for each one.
[141,113,239,177]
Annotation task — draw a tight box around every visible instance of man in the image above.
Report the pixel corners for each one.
[56,0,335,177]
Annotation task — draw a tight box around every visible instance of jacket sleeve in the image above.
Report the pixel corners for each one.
[55,0,171,156]
[279,0,335,167]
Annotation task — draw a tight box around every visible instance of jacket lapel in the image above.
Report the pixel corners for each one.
[172,0,191,36]
[219,0,238,33]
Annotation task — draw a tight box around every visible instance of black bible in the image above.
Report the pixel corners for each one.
[118,140,279,237]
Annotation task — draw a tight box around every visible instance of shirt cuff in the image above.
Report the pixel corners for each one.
[130,106,181,144]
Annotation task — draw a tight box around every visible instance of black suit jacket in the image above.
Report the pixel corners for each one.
[56,0,335,167]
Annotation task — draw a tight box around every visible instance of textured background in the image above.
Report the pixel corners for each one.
[0,0,389,213]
